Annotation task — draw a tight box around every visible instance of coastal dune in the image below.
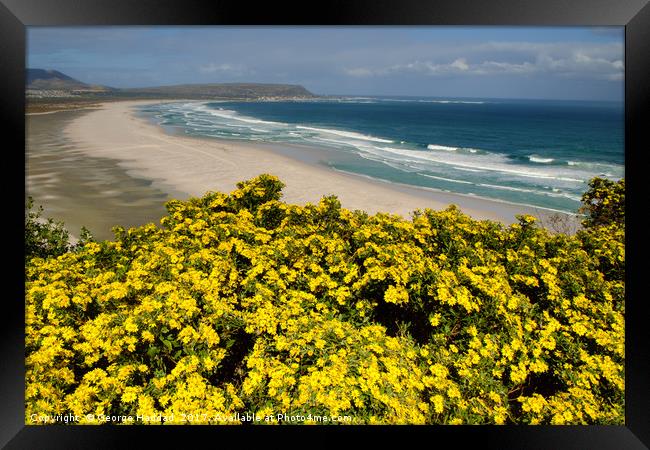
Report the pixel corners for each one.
[64,100,578,227]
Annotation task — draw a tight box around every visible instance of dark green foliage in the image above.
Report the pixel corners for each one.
[25,197,95,260]
[579,177,625,229]
[25,197,72,260]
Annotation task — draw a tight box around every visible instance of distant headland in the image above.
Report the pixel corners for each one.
[26,68,316,113]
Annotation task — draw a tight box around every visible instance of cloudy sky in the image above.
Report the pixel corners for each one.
[28,26,624,101]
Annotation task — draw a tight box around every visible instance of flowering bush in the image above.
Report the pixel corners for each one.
[25,175,624,425]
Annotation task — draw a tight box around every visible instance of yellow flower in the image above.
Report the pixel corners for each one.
[122,387,140,403]
[431,395,444,414]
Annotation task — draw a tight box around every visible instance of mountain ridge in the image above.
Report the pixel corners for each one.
[27,68,112,91]
[27,68,316,99]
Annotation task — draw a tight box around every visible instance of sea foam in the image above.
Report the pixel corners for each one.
[528,155,555,164]
[296,126,394,144]
[427,144,458,151]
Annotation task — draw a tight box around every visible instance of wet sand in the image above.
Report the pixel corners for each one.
[26,108,176,240]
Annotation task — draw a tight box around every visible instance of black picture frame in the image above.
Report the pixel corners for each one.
[2,0,648,448]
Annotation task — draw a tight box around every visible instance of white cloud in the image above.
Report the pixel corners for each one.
[344,67,374,77]
[450,58,469,71]
[199,63,249,75]
[473,60,537,75]
[343,41,624,81]
[346,58,472,77]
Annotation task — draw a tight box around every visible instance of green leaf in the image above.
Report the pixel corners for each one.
[162,339,173,351]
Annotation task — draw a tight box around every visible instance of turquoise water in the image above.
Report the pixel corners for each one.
[138,96,624,213]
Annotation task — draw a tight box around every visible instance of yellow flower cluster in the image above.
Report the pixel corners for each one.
[25,174,624,425]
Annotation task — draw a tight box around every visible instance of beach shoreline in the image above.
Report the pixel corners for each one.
[61,100,581,229]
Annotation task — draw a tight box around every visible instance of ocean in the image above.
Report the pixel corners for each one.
[138,96,624,214]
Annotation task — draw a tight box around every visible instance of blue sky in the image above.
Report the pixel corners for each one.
[27,26,624,101]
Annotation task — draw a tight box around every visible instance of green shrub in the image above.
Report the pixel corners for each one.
[25,197,73,260]
[25,197,94,261]
[579,177,625,229]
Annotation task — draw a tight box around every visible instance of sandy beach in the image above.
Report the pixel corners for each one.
[60,100,579,228]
